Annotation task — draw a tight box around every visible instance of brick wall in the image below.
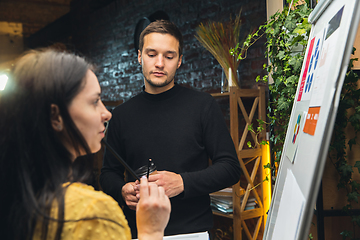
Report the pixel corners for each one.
[68,0,267,102]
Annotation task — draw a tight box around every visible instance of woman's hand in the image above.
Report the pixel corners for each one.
[136,176,171,240]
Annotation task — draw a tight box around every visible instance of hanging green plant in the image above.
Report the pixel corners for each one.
[328,49,360,238]
[232,1,313,171]
[232,0,360,238]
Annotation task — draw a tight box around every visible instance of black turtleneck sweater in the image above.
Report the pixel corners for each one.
[100,84,241,238]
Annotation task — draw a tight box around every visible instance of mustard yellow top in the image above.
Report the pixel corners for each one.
[33,182,131,240]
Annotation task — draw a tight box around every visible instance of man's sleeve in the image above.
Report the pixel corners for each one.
[180,97,242,198]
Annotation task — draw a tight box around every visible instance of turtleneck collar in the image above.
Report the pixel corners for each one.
[141,83,181,101]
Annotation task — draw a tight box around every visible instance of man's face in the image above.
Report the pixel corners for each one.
[138,32,182,94]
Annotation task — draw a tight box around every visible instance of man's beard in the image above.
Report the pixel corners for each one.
[144,73,174,88]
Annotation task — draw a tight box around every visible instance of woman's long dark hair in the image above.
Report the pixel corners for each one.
[0,49,95,240]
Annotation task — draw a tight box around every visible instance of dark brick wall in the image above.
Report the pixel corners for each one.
[68,0,267,102]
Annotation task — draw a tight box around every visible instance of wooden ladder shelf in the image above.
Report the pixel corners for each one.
[212,86,269,240]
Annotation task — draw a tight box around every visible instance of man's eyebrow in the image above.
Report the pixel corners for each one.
[144,48,156,52]
[144,48,178,56]
[166,51,177,55]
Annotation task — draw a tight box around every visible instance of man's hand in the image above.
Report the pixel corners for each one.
[122,182,139,210]
[147,171,184,198]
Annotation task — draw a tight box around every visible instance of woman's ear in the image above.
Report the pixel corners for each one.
[50,104,64,132]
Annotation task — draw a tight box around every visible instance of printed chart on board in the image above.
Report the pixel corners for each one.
[285,6,344,164]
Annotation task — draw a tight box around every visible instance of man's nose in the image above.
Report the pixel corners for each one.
[155,55,164,68]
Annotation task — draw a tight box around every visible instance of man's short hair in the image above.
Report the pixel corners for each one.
[139,20,184,56]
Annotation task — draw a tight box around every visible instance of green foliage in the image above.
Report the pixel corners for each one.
[247,119,271,191]
[231,0,312,192]
[308,233,313,240]
[353,215,360,227]
[263,3,313,164]
[355,161,360,173]
[328,49,360,234]
[232,1,360,237]
[246,119,269,148]
[340,230,353,240]
[232,3,313,167]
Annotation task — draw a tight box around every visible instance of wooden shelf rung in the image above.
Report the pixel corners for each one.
[241,207,264,220]
[211,92,230,97]
[237,89,260,98]
[239,148,262,158]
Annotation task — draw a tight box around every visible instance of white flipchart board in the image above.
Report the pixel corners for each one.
[263,1,360,240]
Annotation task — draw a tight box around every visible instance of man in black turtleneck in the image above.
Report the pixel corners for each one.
[100,20,241,238]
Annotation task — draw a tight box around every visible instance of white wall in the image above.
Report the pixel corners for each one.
[267,0,283,20]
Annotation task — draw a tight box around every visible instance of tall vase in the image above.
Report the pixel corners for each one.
[221,69,229,93]
[221,67,238,93]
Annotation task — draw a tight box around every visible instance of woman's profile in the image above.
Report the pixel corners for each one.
[0,48,170,240]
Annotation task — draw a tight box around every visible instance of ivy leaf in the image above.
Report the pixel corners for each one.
[248,123,255,133]
[275,151,282,162]
[339,164,353,177]
[294,28,306,35]
[347,192,360,203]
[263,163,271,169]
[340,230,353,239]
[342,204,351,213]
[351,215,360,227]
[348,112,360,122]
[257,119,266,125]
[284,18,297,31]
[285,75,298,86]
[289,56,303,71]
[348,138,356,150]
[277,96,290,111]
[247,141,252,148]
[277,51,286,60]
[354,161,360,173]
[337,182,346,190]
[350,180,360,191]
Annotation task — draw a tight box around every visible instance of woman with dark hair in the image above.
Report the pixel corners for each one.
[0,48,170,240]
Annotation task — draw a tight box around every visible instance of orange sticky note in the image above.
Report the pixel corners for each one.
[303,107,320,136]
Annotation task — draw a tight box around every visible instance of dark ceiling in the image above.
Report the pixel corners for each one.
[0,0,72,37]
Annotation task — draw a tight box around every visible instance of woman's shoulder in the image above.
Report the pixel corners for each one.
[64,182,124,219]
[65,182,112,200]
[61,183,131,240]
[64,182,121,209]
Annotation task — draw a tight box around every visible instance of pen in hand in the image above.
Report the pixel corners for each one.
[147,158,152,179]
